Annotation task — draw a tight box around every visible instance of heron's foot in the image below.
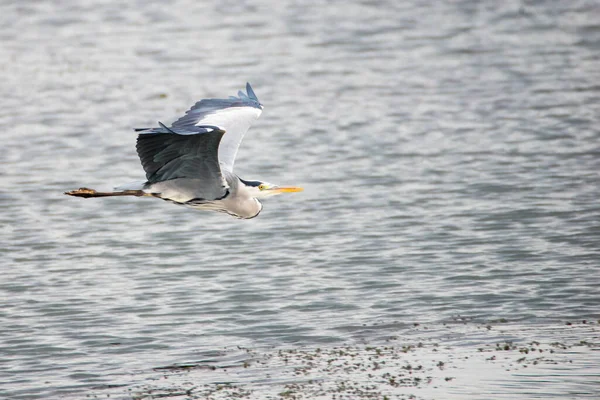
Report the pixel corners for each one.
[64,187,98,198]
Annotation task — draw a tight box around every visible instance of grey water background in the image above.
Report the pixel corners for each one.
[1,0,600,398]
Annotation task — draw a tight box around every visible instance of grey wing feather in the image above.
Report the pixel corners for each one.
[171,82,261,133]
[166,83,263,172]
[134,123,218,135]
[136,129,228,200]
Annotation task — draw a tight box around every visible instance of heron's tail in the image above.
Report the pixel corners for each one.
[64,187,152,198]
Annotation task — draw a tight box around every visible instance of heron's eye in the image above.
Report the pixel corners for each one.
[258,184,265,190]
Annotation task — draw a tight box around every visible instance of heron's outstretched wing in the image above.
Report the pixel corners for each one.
[136,126,229,200]
[170,82,263,172]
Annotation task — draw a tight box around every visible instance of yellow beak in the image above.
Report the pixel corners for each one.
[271,186,304,193]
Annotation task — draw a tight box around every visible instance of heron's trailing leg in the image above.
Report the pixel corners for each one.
[64,187,153,198]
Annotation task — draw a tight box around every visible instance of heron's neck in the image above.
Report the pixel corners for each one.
[221,174,262,219]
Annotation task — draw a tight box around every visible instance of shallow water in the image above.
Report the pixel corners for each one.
[1,0,599,399]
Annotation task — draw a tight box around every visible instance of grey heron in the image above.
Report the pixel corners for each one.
[65,83,303,219]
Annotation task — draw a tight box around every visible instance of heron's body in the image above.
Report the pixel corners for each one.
[149,173,262,219]
[66,83,302,218]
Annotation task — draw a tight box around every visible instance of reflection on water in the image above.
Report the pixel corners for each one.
[1,0,599,398]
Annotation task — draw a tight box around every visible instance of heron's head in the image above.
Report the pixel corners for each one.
[240,179,303,199]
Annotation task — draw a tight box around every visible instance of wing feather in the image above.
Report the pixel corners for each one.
[133,83,263,200]
[170,82,262,172]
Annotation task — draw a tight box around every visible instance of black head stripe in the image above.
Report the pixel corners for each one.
[239,178,262,187]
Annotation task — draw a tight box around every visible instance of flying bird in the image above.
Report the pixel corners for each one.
[65,83,303,219]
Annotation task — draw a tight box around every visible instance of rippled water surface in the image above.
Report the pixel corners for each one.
[1,1,600,399]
